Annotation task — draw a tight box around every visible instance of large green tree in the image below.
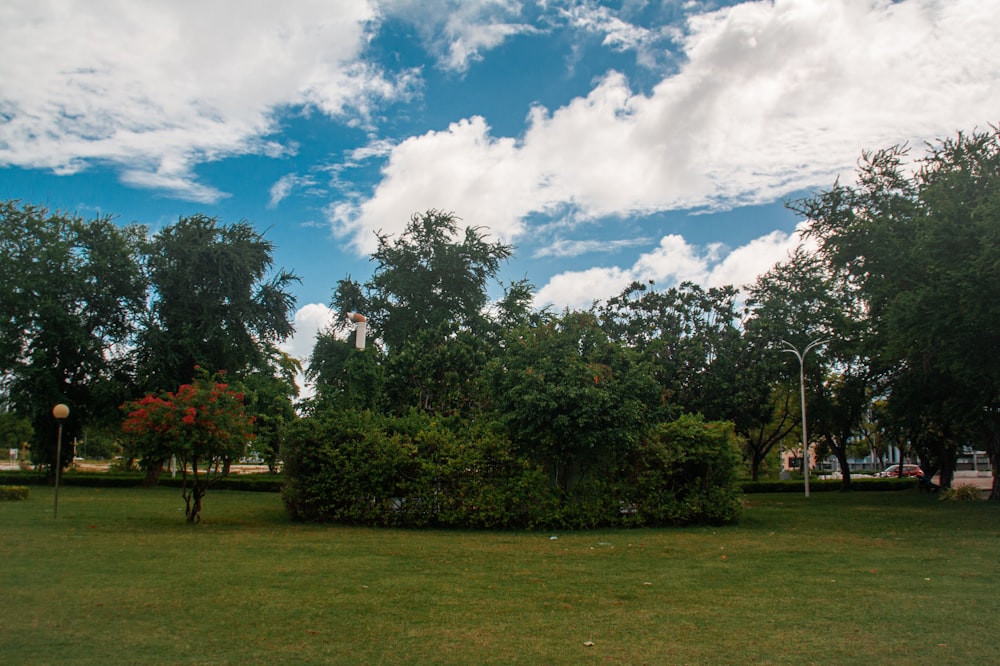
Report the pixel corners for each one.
[599,280,787,480]
[313,210,522,415]
[137,214,299,392]
[363,210,513,351]
[489,311,656,494]
[801,127,1000,496]
[0,202,145,475]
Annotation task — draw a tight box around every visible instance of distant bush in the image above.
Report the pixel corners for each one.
[939,484,983,502]
[0,485,29,501]
[281,409,743,528]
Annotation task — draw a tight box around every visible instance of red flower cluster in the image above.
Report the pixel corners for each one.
[122,378,255,462]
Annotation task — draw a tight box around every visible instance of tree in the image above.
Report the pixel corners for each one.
[315,210,518,415]
[122,373,255,522]
[0,201,146,476]
[241,349,300,473]
[738,384,799,481]
[137,214,299,392]
[307,326,386,412]
[801,127,1000,497]
[345,210,513,352]
[0,411,33,460]
[599,280,788,480]
[746,248,872,489]
[489,311,656,494]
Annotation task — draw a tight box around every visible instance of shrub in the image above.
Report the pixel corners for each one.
[283,410,744,528]
[282,409,552,527]
[939,484,983,502]
[0,485,29,501]
[618,414,743,526]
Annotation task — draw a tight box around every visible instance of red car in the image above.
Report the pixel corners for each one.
[875,464,924,478]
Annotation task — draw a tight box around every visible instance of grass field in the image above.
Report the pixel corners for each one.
[2,486,998,665]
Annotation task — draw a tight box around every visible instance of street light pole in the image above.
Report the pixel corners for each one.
[51,403,70,518]
[781,339,827,498]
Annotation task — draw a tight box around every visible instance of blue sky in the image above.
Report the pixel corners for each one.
[2,0,999,369]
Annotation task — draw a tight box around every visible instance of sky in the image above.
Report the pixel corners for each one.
[2,0,999,375]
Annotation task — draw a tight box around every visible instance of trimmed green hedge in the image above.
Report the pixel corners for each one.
[741,477,917,493]
[0,470,282,492]
[281,410,744,529]
[0,485,30,501]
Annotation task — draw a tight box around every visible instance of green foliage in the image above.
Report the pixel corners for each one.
[0,201,145,474]
[137,213,299,392]
[0,412,33,451]
[363,210,513,352]
[799,128,1000,490]
[282,409,550,527]
[489,311,657,494]
[241,349,300,472]
[619,414,743,525]
[0,485,29,501]
[384,322,493,416]
[314,210,519,417]
[307,327,386,411]
[282,409,742,528]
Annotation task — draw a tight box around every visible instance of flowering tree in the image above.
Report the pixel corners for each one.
[122,375,254,522]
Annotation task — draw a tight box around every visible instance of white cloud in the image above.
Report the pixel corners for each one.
[279,302,337,399]
[533,236,653,258]
[269,174,318,208]
[337,0,1000,253]
[534,224,809,310]
[534,265,634,311]
[0,0,403,201]
[380,0,535,72]
[280,302,337,362]
[330,116,540,253]
[560,2,663,53]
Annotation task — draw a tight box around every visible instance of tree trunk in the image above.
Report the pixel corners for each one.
[834,447,852,491]
[184,482,205,523]
[989,450,1000,501]
[142,460,164,487]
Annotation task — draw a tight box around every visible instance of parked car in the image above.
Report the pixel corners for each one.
[875,464,924,478]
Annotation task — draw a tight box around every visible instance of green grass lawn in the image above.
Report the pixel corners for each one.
[2,486,998,665]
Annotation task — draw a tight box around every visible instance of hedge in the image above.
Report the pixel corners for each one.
[0,470,282,492]
[0,485,30,501]
[741,477,917,493]
[281,410,744,529]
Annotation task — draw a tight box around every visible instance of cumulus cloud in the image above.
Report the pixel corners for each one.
[334,0,1000,253]
[278,302,337,398]
[0,0,403,202]
[533,223,812,310]
[279,302,337,362]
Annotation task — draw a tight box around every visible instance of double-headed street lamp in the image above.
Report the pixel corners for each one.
[52,403,70,518]
[780,338,828,498]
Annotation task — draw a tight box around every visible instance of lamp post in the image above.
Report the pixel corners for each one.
[51,403,70,518]
[780,339,827,498]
